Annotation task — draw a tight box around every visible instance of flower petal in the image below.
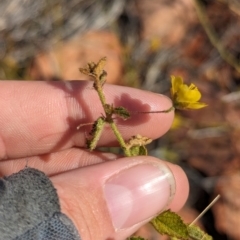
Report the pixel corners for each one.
[185,87,201,102]
[175,101,208,110]
[186,102,208,109]
[170,75,207,110]
[171,76,183,97]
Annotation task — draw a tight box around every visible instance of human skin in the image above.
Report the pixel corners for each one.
[0,80,189,240]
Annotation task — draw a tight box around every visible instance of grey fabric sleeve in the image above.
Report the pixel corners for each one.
[0,167,81,240]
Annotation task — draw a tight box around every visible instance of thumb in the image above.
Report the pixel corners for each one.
[51,156,189,240]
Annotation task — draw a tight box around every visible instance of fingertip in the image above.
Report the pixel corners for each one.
[166,162,189,211]
[142,92,175,137]
[52,156,188,240]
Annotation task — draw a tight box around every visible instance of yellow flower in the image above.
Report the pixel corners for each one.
[170,76,207,110]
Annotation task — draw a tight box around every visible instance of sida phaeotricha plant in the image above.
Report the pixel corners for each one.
[79,57,213,240]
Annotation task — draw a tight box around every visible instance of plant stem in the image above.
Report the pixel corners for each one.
[132,106,175,114]
[109,121,131,156]
[97,87,107,107]
[95,77,131,156]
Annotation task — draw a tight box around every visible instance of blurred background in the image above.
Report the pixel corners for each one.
[1,0,240,239]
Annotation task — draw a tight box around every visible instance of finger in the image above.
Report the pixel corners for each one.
[0,80,174,159]
[0,148,119,177]
[51,156,189,240]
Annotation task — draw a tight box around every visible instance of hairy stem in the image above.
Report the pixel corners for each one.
[95,75,131,156]
[109,121,131,156]
[132,106,175,114]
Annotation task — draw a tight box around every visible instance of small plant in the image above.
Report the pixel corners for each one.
[79,57,214,240]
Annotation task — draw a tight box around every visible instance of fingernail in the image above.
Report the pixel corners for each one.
[103,163,175,229]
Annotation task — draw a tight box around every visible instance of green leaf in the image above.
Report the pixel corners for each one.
[127,236,146,240]
[87,117,105,151]
[187,224,213,240]
[151,210,188,239]
[113,106,131,119]
[129,145,148,156]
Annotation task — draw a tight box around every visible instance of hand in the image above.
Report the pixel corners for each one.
[0,80,189,240]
